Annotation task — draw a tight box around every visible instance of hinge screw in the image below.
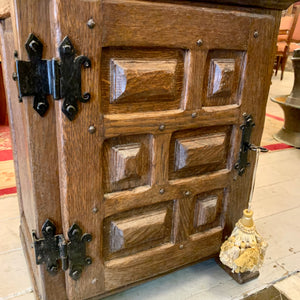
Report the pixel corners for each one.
[253,31,259,38]
[50,266,58,273]
[72,270,80,278]
[45,226,53,234]
[29,40,39,52]
[87,18,96,29]
[37,102,47,112]
[88,125,96,134]
[196,39,203,46]
[12,72,18,81]
[62,44,72,55]
[66,105,76,114]
[84,61,91,68]
[72,229,80,237]
[85,257,92,265]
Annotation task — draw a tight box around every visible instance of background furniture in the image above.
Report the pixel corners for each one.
[275,5,300,79]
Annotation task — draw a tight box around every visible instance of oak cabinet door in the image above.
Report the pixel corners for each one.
[44,1,278,299]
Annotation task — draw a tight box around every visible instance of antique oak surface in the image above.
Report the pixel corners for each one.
[0,0,292,299]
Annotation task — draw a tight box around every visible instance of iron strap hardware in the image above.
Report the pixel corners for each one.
[235,114,268,176]
[13,33,91,120]
[32,219,92,280]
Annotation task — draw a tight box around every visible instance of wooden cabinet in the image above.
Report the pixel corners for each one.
[0,0,293,299]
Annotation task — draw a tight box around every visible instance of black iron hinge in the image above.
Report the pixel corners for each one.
[32,219,92,280]
[235,114,268,176]
[13,33,91,121]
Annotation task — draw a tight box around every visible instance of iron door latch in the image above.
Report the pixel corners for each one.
[13,33,91,120]
[235,114,268,176]
[32,219,92,280]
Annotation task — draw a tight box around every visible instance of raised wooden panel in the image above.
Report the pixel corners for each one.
[208,59,235,97]
[103,135,151,193]
[192,189,225,234]
[110,207,167,252]
[104,201,174,260]
[111,143,142,182]
[175,133,226,170]
[194,196,218,227]
[169,126,232,180]
[101,48,185,114]
[110,59,177,103]
[203,50,246,106]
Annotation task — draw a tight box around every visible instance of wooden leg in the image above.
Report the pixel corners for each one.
[280,55,288,80]
[274,56,280,76]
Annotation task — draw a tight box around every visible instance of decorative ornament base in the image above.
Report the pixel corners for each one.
[271,96,300,148]
[215,258,259,284]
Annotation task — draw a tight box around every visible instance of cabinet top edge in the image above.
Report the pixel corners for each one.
[191,0,297,10]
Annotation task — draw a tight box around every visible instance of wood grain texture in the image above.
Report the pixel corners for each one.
[224,11,282,238]
[110,143,143,182]
[103,201,174,260]
[109,207,167,252]
[208,59,235,97]
[194,195,218,227]
[103,135,150,193]
[101,47,184,114]
[0,0,10,19]
[0,2,66,298]
[103,105,240,138]
[104,169,230,218]
[203,50,246,106]
[110,59,177,103]
[5,0,285,299]
[192,189,225,233]
[104,227,223,290]
[52,0,104,298]
[169,126,232,180]
[174,132,226,170]
[102,0,253,50]
[197,0,296,10]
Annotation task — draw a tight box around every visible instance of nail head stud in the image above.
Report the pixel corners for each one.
[159,188,165,194]
[12,72,18,81]
[185,191,191,196]
[196,39,203,46]
[191,112,197,118]
[179,244,184,250]
[87,18,96,29]
[253,31,259,38]
[159,124,165,131]
[88,125,96,134]
[92,207,98,213]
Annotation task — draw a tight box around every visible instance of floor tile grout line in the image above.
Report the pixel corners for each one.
[0,247,22,255]
[254,205,300,221]
[0,287,33,300]
[0,217,20,222]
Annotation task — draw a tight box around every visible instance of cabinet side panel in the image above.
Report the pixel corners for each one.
[5,0,67,298]
[224,10,282,236]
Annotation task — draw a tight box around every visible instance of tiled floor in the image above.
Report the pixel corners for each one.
[0,73,299,300]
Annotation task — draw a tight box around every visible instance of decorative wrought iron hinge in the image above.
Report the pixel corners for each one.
[13,33,91,120]
[32,219,92,280]
[235,114,268,176]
